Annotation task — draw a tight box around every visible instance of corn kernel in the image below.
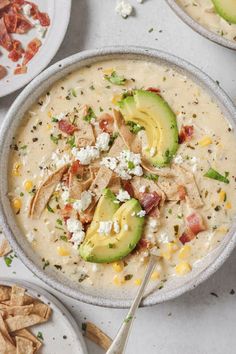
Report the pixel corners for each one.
[134,278,142,286]
[113,275,125,286]
[46,123,52,130]
[111,94,123,105]
[175,262,191,276]
[47,111,52,118]
[178,245,191,260]
[161,242,178,260]
[24,180,33,192]
[151,272,160,281]
[12,198,22,211]
[112,262,124,273]
[57,246,70,256]
[12,162,21,176]
[103,67,114,75]
[199,136,212,147]
[219,190,226,202]
[225,202,232,209]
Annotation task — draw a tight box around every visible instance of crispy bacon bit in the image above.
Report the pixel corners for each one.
[14,64,27,74]
[58,119,78,135]
[4,13,17,33]
[122,180,135,198]
[147,87,161,94]
[35,11,50,26]
[22,37,41,65]
[8,39,24,61]
[0,64,7,79]
[134,238,151,253]
[69,160,81,175]
[179,212,206,245]
[179,125,194,144]
[15,13,33,34]
[0,17,12,50]
[178,185,187,201]
[140,191,161,215]
[99,113,114,133]
[0,0,10,10]
[61,204,73,221]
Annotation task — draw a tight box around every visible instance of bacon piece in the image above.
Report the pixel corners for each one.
[179,230,195,245]
[147,87,161,95]
[14,65,27,75]
[0,17,12,51]
[35,11,50,26]
[61,204,73,222]
[69,160,81,175]
[122,180,135,198]
[139,191,162,215]
[0,0,10,10]
[15,13,33,34]
[0,64,7,79]
[4,13,17,33]
[186,212,205,235]
[99,113,114,133]
[22,38,41,65]
[8,39,24,62]
[178,185,187,201]
[179,125,194,144]
[58,119,78,135]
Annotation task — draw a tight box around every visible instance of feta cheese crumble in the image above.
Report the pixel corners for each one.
[55,112,67,121]
[73,191,92,212]
[116,0,133,18]
[137,210,146,217]
[173,155,184,164]
[116,189,131,202]
[61,188,70,203]
[113,220,120,234]
[66,218,85,248]
[139,185,146,193]
[96,132,111,152]
[72,146,100,165]
[51,151,71,169]
[22,4,32,16]
[98,221,113,236]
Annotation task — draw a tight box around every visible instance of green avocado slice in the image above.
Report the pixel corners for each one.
[211,0,236,24]
[79,190,145,263]
[119,90,179,167]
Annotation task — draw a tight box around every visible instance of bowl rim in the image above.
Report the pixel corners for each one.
[0,46,236,308]
[166,0,236,51]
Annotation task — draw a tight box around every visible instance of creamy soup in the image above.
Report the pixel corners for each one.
[177,0,236,42]
[8,59,236,294]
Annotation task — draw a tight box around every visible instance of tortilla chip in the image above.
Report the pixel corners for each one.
[6,314,47,332]
[108,175,121,194]
[0,239,11,257]
[0,305,34,318]
[0,286,11,302]
[0,331,16,354]
[30,165,68,219]
[84,321,112,351]
[74,118,95,148]
[31,303,51,320]
[10,286,25,307]
[16,336,33,354]
[13,329,42,352]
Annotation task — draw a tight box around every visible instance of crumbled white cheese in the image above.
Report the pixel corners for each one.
[22,4,32,16]
[98,221,113,236]
[51,151,71,169]
[148,218,159,229]
[92,264,100,272]
[158,232,173,244]
[190,156,198,173]
[137,210,146,217]
[116,0,133,18]
[36,25,47,39]
[72,146,99,165]
[150,147,156,157]
[174,155,184,164]
[70,231,85,248]
[113,220,120,234]
[26,232,35,243]
[101,150,143,180]
[116,189,131,202]
[61,188,70,203]
[123,224,129,231]
[67,218,83,233]
[73,191,92,212]
[55,112,67,121]
[139,185,146,193]
[96,132,111,152]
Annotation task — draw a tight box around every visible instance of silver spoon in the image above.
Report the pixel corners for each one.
[106,254,158,354]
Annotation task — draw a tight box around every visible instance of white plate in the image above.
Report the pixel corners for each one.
[0,0,71,98]
[0,278,88,354]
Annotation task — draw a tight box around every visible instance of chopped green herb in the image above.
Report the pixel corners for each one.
[109,132,119,146]
[60,235,68,242]
[144,173,159,181]
[83,107,96,123]
[46,203,54,213]
[66,135,76,148]
[50,134,61,145]
[37,332,44,341]
[52,116,58,123]
[126,121,144,134]
[56,219,63,225]
[127,161,135,170]
[71,88,77,97]
[108,243,115,249]
[4,256,12,267]
[105,71,126,86]
[204,168,229,184]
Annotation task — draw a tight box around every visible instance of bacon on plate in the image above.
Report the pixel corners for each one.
[140,191,162,215]
[58,119,78,135]
[179,125,194,144]
[179,212,206,244]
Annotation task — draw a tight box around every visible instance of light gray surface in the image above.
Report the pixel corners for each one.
[0,0,235,353]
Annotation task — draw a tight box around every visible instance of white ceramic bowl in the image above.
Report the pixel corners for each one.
[167,0,236,50]
[0,47,236,308]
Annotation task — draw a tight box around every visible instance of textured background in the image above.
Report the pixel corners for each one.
[0,1,236,353]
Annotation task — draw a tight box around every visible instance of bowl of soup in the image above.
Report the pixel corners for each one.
[167,0,236,50]
[0,47,236,308]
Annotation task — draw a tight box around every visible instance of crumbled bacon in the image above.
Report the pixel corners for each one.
[61,204,73,221]
[8,39,24,61]
[26,1,50,26]
[139,191,161,215]
[58,119,78,135]
[0,0,10,10]
[69,161,82,175]
[179,125,194,144]
[99,113,114,133]
[0,17,12,50]
[22,37,41,65]
[179,212,206,245]
[122,180,135,198]
[178,185,187,201]
[14,64,27,74]
[0,64,7,79]
[147,87,161,95]
[4,13,17,33]
[15,13,33,34]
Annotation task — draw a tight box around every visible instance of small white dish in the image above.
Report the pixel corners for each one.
[0,0,71,98]
[0,278,88,354]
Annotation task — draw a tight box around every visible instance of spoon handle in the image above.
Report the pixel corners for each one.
[106,255,157,354]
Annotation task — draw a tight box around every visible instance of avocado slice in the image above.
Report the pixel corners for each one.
[79,190,145,263]
[212,0,236,24]
[119,90,179,167]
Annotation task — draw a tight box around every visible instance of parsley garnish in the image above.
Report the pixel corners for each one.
[4,256,12,267]
[105,71,126,86]
[83,107,96,123]
[126,121,144,134]
[204,168,229,184]
[37,332,44,341]
[144,173,159,181]
[46,203,54,213]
